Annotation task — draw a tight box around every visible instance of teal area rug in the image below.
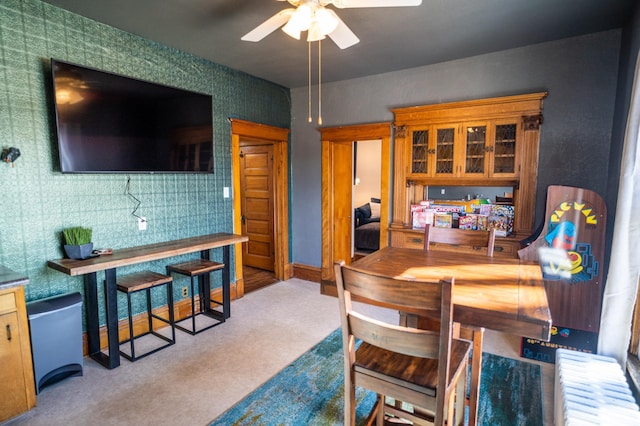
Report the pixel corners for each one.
[210,329,542,426]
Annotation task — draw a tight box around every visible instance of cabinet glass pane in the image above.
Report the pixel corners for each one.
[411,130,429,174]
[465,126,486,173]
[436,128,454,174]
[494,124,517,173]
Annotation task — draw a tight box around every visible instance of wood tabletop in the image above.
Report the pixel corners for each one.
[47,233,248,276]
[350,246,552,341]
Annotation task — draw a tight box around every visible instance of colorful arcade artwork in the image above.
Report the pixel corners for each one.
[519,186,606,363]
[539,201,600,283]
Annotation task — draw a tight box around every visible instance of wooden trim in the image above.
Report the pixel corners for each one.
[292,263,322,283]
[392,92,548,124]
[320,122,392,284]
[230,119,291,296]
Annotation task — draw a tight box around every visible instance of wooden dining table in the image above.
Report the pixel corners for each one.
[349,246,552,425]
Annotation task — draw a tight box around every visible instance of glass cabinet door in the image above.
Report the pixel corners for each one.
[435,126,455,175]
[493,123,517,175]
[410,129,429,174]
[464,124,487,174]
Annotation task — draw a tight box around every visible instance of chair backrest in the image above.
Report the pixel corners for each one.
[334,260,456,419]
[424,224,496,256]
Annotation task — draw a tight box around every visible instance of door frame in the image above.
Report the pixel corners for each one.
[231,119,291,297]
[320,122,392,289]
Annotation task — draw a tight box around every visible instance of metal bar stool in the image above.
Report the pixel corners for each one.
[166,259,225,335]
[116,271,176,361]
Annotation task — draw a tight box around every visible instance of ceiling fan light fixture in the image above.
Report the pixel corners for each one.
[281,23,302,39]
[315,7,338,34]
[288,4,313,30]
[307,22,327,42]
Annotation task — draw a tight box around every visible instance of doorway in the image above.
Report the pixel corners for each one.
[353,140,382,258]
[239,142,279,293]
[320,123,392,293]
[231,119,290,297]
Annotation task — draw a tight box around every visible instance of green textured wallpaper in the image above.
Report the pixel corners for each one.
[0,0,290,326]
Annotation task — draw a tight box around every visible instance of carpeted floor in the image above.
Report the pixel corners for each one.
[210,328,543,426]
[8,279,552,425]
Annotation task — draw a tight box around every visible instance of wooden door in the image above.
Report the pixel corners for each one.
[332,141,354,269]
[240,144,275,271]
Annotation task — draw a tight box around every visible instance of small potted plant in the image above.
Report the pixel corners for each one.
[62,226,93,259]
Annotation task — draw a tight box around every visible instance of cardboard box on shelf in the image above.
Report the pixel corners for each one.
[487,205,514,236]
[458,214,477,230]
[476,215,488,231]
[412,209,435,229]
[434,213,453,228]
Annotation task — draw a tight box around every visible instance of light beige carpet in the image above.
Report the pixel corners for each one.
[7,278,553,425]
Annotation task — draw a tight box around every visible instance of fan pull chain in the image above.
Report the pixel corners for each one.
[318,40,322,125]
[308,41,312,123]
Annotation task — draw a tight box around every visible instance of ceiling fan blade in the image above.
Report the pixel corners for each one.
[241,9,295,42]
[326,10,359,49]
[332,0,421,8]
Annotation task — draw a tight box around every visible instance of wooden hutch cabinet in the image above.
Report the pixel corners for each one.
[390,93,547,256]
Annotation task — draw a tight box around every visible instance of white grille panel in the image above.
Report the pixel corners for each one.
[555,349,640,425]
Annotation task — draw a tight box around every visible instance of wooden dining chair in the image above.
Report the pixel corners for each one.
[422,224,496,426]
[334,261,470,426]
[424,224,496,256]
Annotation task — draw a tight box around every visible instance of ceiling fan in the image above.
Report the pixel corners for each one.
[241,0,423,49]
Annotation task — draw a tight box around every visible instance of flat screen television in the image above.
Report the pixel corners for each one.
[50,59,214,173]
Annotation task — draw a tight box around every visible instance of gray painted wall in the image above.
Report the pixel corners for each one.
[290,30,623,267]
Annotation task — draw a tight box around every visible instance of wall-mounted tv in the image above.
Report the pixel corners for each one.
[51,59,214,173]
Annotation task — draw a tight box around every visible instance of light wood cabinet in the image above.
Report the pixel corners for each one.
[391,93,547,255]
[0,276,36,422]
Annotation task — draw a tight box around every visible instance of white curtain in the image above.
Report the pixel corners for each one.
[598,54,640,365]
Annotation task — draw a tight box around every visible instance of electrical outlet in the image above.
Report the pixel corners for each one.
[182,287,188,298]
[138,217,147,231]
[440,188,446,195]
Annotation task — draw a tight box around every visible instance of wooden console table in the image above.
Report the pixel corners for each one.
[47,233,248,369]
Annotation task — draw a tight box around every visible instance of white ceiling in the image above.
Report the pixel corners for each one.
[42,0,635,88]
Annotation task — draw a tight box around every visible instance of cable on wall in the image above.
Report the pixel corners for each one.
[124,176,146,222]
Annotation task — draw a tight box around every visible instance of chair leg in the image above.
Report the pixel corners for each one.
[145,287,152,333]
[190,276,197,333]
[446,387,456,426]
[345,373,356,425]
[455,362,467,426]
[127,292,135,360]
[198,275,205,313]
[376,394,385,425]
[167,281,175,343]
[468,328,484,426]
